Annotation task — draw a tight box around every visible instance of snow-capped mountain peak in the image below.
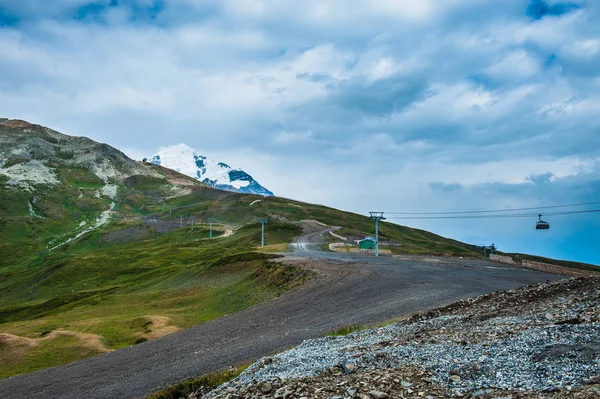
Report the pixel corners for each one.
[149,144,273,196]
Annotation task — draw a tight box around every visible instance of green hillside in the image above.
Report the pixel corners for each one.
[0,166,485,377]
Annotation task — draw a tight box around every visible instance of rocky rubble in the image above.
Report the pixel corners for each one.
[197,277,599,399]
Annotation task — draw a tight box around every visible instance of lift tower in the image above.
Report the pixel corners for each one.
[369,212,386,256]
[208,218,216,238]
[258,218,268,247]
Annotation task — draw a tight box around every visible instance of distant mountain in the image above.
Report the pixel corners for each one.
[148,144,273,196]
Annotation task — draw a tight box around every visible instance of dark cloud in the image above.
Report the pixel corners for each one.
[328,75,429,117]
[0,0,171,25]
[526,0,581,20]
[0,7,19,27]
[527,172,554,184]
[295,72,332,83]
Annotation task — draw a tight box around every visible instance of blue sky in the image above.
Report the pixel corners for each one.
[1,0,599,264]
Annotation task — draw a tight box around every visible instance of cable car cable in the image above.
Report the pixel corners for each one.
[384,209,600,220]
[385,201,600,215]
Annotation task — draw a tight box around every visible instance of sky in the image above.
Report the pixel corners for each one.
[1,0,599,265]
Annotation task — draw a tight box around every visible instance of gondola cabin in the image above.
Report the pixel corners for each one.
[536,214,550,230]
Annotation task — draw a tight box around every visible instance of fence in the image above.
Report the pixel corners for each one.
[329,231,348,241]
[522,260,596,277]
[328,242,392,255]
[489,254,597,277]
[489,254,517,265]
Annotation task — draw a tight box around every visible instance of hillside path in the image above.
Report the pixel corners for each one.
[0,227,561,399]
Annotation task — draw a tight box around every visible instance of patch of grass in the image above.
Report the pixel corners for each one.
[254,243,290,253]
[326,323,364,337]
[0,287,120,323]
[146,364,249,399]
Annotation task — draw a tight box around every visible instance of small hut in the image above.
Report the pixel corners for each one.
[358,237,376,250]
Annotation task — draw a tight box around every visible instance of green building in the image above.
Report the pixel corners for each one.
[358,237,376,250]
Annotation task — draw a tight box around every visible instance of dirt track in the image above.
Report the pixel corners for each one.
[0,228,561,399]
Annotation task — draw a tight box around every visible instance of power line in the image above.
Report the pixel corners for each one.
[385,201,600,215]
[386,209,600,220]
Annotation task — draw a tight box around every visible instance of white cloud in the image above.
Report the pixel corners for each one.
[485,50,541,81]
[275,130,314,144]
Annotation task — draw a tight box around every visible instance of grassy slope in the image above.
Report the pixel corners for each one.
[0,222,305,378]
[0,169,489,377]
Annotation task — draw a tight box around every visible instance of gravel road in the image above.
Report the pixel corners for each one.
[0,227,561,399]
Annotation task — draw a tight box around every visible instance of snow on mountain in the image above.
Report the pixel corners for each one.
[149,144,273,196]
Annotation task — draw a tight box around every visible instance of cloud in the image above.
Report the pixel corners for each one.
[429,182,463,192]
[275,130,314,144]
[295,72,332,83]
[527,172,555,184]
[1,0,600,263]
[326,74,429,117]
[526,0,581,20]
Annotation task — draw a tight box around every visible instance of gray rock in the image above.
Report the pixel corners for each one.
[258,381,272,394]
[342,360,357,374]
[369,390,388,399]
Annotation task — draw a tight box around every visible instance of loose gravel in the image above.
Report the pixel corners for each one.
[200,277,600,398]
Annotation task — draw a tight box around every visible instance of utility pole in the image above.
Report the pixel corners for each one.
[258,218,268,247]
[180,215,183,229]
[190,216,195,232]
[208,218,215,238]
[369,212,386,256]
